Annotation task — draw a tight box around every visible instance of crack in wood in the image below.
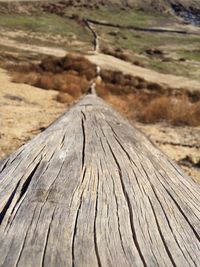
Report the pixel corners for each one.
[148,197,177,267]
[15,206,38,267]
[164,187,200,242]
[41,207,56,267]
[110,173,127,257]
[71,192,84,267]
[0,158,10,173]
[81,114,86,170]
[0,180,20,225]
[105,139,147,267]
[16,162,40,207]
[151,181,194,266]
[94,170,102,267]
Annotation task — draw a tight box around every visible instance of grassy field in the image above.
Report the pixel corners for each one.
[0,13,93,50]
[97,26,200,53]
[178,49,200,61]
[0,14,84,37]
[94,23,200,81]
[65,7,174,27]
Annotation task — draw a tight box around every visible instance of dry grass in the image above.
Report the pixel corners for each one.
[107,94,200,126]
[10,54,92,100]
[56,92,74,103]
[39,54,96,80]
[7,53,200,126]
[12,72,39,86]
[101,46,130,62]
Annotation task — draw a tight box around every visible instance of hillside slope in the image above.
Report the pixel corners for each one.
[0,0,200,11]
[1,0,200,25]
[69,0,200,10]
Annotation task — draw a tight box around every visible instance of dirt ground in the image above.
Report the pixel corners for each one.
[0,68,66,159]
[0,68,199,182]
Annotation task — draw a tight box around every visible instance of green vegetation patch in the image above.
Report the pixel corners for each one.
[65,7,173,27]
[178,49,200,61]
[0,14,92,42]
[96,24,200,80]
[98,25,200,53]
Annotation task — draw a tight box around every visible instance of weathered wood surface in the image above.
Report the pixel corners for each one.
[0,95,200,267]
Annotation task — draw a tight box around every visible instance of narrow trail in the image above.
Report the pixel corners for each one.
[84,19,102,94]
[84,19,100,53]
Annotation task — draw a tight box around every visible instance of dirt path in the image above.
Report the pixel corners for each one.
[84,19,100,53]
[87,53,200,91]
[0,37,66,57]
[1,36,200,92]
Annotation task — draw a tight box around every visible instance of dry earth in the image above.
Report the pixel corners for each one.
[0,68,66,159]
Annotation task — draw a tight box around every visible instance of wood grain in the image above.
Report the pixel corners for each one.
[0,95,199,267]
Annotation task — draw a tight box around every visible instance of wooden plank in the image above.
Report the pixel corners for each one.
[0,94,199,267]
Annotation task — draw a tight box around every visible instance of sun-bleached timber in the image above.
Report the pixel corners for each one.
[0,94,199,267]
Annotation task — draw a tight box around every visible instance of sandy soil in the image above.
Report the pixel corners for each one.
[0,68,66,159]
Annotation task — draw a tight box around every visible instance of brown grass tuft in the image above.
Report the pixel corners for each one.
[137,96,170,123]
[56,92,74,103]
[36,73,54,90]
[38,54,97,79]
[96,84,110,99]
[106,93,200,126]
[136,95,200,126]
[12,72,40,86]
[101,46,129,61]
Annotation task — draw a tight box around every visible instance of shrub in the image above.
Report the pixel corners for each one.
[136,95,200,126]
[56,92,74,103]
[36,73,54,90]
[138,96,170,123]
[96,84,110,99]
[101,69,113,83]
[60,54,96,79]
[168,96,195,126]
[12,72,40,86]
[147,82,163,92]
[60,83,82,98]
[106,95,132,118]
[101,46,129,61]
[136,81,147,89]
[193,102,200,126]
[39,56,59,73]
